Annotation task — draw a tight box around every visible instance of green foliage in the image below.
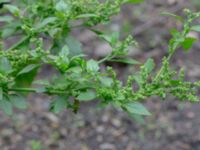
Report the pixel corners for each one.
[30,140,42,150]
[0,1,200,118]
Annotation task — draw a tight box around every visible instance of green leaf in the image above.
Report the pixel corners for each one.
[191,25,200,32]
[48,28,60,38]
[15,65,39,88]
[128,113,145,124]
[133,73,143,87]
[55,0,70,12]
[87,59,99,72]
[109,58,141,65]
[65,36,82,57]
[4,4,20,16]
[9,95,27,109]
[124,102,151,116]
[17,64,39,76]
[36,88,47,93]
[170,28,181,38]
[0,57,12,74]
[91,30,119,45]
[126,0,144,3]
[91,30,110,41]
[110,32,120,45]
[35,17,57,29]
[99,77,113,87]
[0,87,3,100]
[0,0,11,3]
[144,58,155,73]
[50,96,68,113]
[181,37,197,50]
[77,90,96,101]
[30,140,42,150]
[1,28,16,38]
[161,12,183,22]
[33,80,50,86]
[59,45,69,56]
[0,98,13,115]
[0,15,13,22]
[76,14,98,19]
[100,34,113,44]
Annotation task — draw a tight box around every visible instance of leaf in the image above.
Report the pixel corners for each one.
[59,45,69,56]
[181,37,197,50]
[91,30,110,41]
[170,28,180,37]
[48,28,60,38]
[0,0,10,3]
[99,77,113,87]
[15,65,39,88]
[50,96,68,113]
[126,0,144,3]
[33,80,50,86]
[30,140,42,150]
[191,25,200,32]
[91,29,104,36]
[144,58,155,73]
[100,34,113,44]
[128,113,145,124]
[86,59,99,72]
[0,87,3,100]
[161,12,183,22]
[91,30,119,45]
[65,36,82,57]
[76,14,98,19]
[0,98,12,115]
[55,0,70,12]
[35,17,57,29]
[17,64,39,76]
[36,88,47,93]
[133,73,143,87]
[4,4,20,16]
[124,102,151,116]
[9,95,27,109]
[2,28,16,38]
[77,90,96,101]
[110,32,120,46]
[109,58,141,65]
[0,15,13,22]
[0,57,12,74]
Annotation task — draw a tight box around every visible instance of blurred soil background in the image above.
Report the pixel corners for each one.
[1,0,200,150]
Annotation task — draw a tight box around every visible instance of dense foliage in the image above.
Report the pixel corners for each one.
[0,0,200,117]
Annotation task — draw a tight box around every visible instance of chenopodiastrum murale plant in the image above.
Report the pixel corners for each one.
[0,0,200,118]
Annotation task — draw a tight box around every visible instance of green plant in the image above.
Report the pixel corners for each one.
[29,140,42,150]
[0,0,200,117]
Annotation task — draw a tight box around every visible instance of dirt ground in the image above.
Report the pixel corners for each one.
[0,0,200,150]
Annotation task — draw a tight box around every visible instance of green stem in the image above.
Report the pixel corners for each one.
[154,53,173,81]
[98,54,115,64]
[8,87,37,93]
[7,36,30,51]
[8,87,67,95]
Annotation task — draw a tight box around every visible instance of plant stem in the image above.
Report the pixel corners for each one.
[7,36,30,51]
[98,54,115,64]
[8,87,67,95]
[8,87,38,93]
[154,53,173,81]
